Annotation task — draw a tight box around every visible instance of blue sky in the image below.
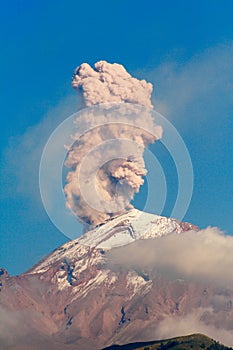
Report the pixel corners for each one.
[0,0,232,275]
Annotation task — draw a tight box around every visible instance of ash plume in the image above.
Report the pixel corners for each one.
[64,61,162,228]
[72,60,153,108]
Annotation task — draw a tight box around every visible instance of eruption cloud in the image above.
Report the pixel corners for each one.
[71,60,153,108]
[64,61,162,228]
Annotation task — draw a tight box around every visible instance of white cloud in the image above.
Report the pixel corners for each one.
[154,308,233,347]
[107,227,233,287]
[107,226,233,346]
[2,44,232,226]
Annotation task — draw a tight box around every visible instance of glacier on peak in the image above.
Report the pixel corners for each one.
[29,209,197,275]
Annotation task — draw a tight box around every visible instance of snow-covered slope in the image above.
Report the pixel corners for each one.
[78,209,192,248]
[2,210,233,350]
[29,209,197,274]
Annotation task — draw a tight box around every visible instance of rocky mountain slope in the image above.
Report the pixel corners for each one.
[1,210,233,349]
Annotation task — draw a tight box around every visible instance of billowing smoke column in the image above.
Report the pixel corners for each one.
[64,61,162,228]
[71,60,153,108]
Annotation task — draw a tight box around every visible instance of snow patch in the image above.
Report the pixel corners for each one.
[71,270,110,301]
[126,271,152,299]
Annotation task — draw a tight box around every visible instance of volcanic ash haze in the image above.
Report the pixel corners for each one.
[64,61,162,227]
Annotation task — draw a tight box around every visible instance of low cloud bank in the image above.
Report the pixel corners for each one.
[107,227,233,287]
[154,308,233,347]
[107,226,233,346]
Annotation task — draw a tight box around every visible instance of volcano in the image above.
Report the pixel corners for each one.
[1,210,233,349]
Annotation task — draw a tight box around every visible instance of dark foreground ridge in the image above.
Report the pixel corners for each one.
[102,334,233,350]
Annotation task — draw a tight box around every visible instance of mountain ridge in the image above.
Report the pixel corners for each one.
[102,333,232,350]
[0,210,232,349]
[26,209,198,276]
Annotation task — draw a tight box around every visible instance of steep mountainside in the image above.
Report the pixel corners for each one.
[0,210,233,349]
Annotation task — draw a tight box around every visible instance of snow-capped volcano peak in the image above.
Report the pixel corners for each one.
[3,211,232,350]
[29,210,197,275]
[78,209,197,249]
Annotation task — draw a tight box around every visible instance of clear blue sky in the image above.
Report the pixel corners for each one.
[0,0,232,275]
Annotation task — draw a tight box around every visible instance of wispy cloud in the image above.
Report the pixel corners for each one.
[139,43,233,232]
[0,94,76,204]
[144,44,233,121]
[2,44,232,227]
